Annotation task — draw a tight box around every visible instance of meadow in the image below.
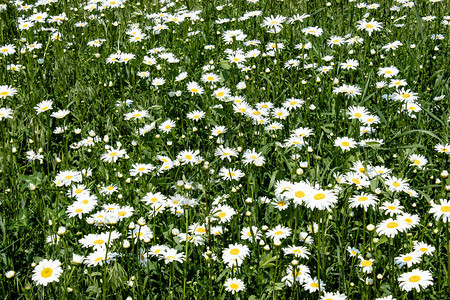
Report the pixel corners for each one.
[0,0,449,299]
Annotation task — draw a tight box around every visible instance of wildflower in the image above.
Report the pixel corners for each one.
[0,108,13,120]
[303,277,325,293]
[429,199,450,222]
[266,225,292,241]
[224,278,245,294]
[356,18,383,35]
[334,137,357,151]
[376,218,407,238]
[222,243,250,267]
[32,259,63,286]
[395,252,421,268]
[101,146,127,163]
[159,248,185,264]
[398,269,433,292]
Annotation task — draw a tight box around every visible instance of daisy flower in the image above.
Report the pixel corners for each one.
[85,249,117,266]
[302,26,323,37]
[413,242,435,256]
[282,245,310,258]
[356,18,383,35]
[159,119,176,133]
[385,176,409,193]
[320,291,347,300]
[101,147,127,163]
[286,181,311,205]
[219,167,245,181]
[429,199,450,222]
[381,200,404,216]
[334,137,357,152]
[224,278,245,294]
[349,193,378,211]
[212,205,236,223]
[305,189,338,210]
[358,257,374,273]
[376,218,407,238]
[394,252,421,268]
[394,88,418,102]
[34,100,53,114]
[347,106,368,120]
[124,110,149,120]
[434,143,450,154]
[186,110,206,121]
[378,66,399,78]
[214,147,239,162]
[303,277,325,293]
[159,248,185,264]
[186,81,204,95]
[0,107,13,120]
[398,269,433,292]
[222,243,250,267]
[129,163,155,176]
[241,226,261,241]
[266,225,292,240]
[282,265,311,286]
[408,154,428,168]
[32,259,63,286]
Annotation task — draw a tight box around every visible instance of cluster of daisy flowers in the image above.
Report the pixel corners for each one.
[1,0,449,298]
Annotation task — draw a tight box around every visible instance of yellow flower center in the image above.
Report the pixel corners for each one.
[413,160,420,165]
[164,125,171,130]
[230,283,239,290]
[358,196,368,202]
[409,275,421,282]
[352,178,361,184]
[274,230,283,236]
[420,247,428,252]
[314,193,325,200]
[65,175,73,180]
[75,189,83,194]
[133,113,141,118]
[191,88,198,93]
[138,167,145,171]
[341,141,350,146]
[217,92,225,97]
[118,211,126,216]
[440,206,450,212]
[106,186,114,191]
[207,76,214,81]
[95,257,103,262]
[295,191,305,198]
[310,282,319,288]
[41,268,53,278]
[402,94,410,98]
[365,24,374,28]
[387,222,398,228]
[185,155,192,160]
[93,239,105,245]
[361,260,372,267]
[403,256,413,262]
[230,248,240,255]
[392,182,401,187]
[109,152,118,157]
[218,212,226,218]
